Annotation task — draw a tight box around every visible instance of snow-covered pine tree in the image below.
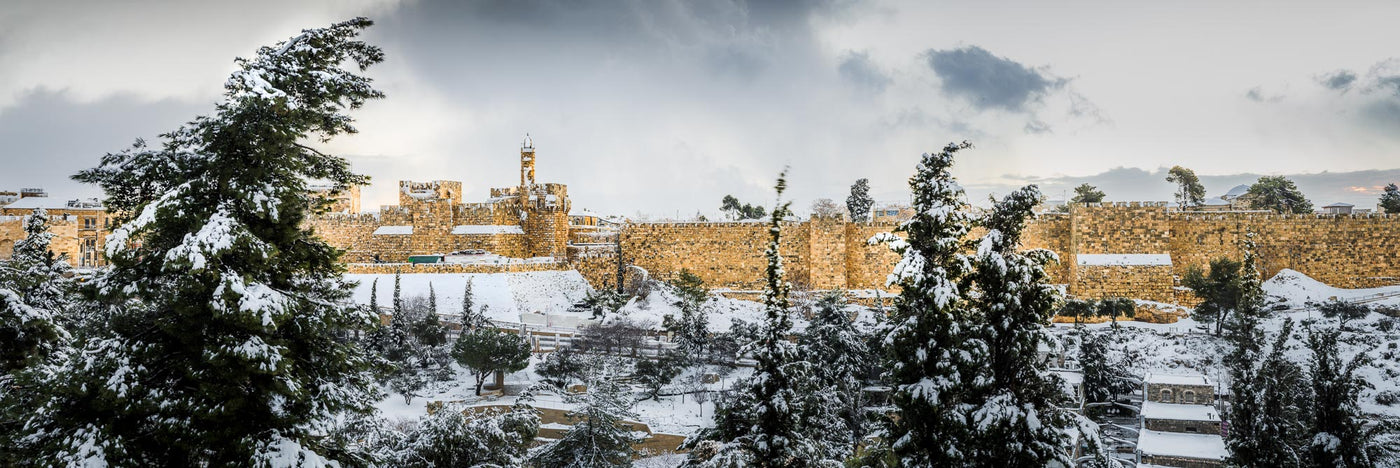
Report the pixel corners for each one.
[1304,324,1386,467]
[799,291,875,443]
[847,178,874,222]
[461,277,480,328]
[388,392,540,467]
[0,208,74,463]
[0,208,72,374]
[963,185,1084,466]
[393,271,403,316]
[532,378,640,468]
[1230,318,1308,467]
[864,142,978,466]
[1078,329,1135,407]
[369,278,379,313]
[685,170,846,467]
[24,18,385,465]
[1223,235,1310,468]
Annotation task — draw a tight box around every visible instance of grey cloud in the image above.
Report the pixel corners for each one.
[837,51,891,93]
[1245,86,1284,103]
[1317,70,1358,91]
[925,45,1065,112]
[0,88,208,198]
[1023,119,1051,134]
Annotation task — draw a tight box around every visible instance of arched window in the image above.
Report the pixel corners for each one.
[1183,390,1197,404]
[1160,388,1174,403]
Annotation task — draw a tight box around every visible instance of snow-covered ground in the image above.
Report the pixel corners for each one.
[347,271,593,322]
[366,267,1400,460]
[1053,268,1400,421]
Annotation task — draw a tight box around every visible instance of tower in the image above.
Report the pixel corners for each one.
[520,133,536,188]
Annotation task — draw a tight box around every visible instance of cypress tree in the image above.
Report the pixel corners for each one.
[369,278,379,313]
[964,185,1085,466]
[24,18,385,465]
[868,142,979,466]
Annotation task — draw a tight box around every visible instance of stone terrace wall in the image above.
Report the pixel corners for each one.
[1074,264,1175,303]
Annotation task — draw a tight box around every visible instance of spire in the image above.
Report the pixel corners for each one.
[522,133,534,152]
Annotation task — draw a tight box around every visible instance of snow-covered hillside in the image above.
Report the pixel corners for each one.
[347,271,593,322]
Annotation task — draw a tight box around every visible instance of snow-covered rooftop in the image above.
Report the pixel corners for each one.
[1142,401,1219,421]
[1076,253,1173,267]
[1137,429,1227,460]
[2,197,105,211]
[451,225,524,235]
[1145,373,1212,386]
[373,225,413,235]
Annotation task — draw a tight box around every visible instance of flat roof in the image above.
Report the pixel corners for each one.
[1145,373,1212,386]
[1138,429,1227,460]
[1142,401,1219,422]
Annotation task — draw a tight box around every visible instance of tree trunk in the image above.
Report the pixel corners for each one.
[475,372,486,395]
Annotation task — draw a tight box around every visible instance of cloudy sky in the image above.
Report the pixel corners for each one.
[3,0,1400,217]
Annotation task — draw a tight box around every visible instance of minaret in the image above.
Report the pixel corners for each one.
[520,133,536,188]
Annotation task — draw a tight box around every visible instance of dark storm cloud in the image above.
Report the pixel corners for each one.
[1317,70,1358,91]
[837,51,891,93]
[925,45,1065,112]
[0,88,207,198]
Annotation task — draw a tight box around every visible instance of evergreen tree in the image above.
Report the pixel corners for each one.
[1070,183,1106,204]
[1057,298,1096,326]
[0,208,72,373]
[1078,329,1135,407]
[1380,183,1400,214]
[388,394,540,467]
[633,353,683,401]
[1166,165,1206,208]
[799,291,875,443]
[451,327,531,395]
[1304,324,1392,467]
[0,208,74,462]
[847,178,874,222]
[687,170,847,467]
[25,18,384,465]
[1097,297,1136,328]
[532,378,640,468]
[667,269,710,360]
[865,142,979,466]
[1226,238,1308,467]
[720,194,767,220]
[1247,176,1313,214]
[1183,256,1245,336]
[393,271,403,316]
[461,277,479,328]
[963,184,1083,466]
[369,277,379,313]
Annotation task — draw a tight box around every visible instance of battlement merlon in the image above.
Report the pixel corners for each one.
[398,180,463,206]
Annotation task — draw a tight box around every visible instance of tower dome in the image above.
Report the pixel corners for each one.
[522,133,534,152]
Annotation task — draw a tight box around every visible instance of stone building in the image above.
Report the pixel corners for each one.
[1137,373,1226,468]
[0,197,109,268]
[304,135,572,263]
